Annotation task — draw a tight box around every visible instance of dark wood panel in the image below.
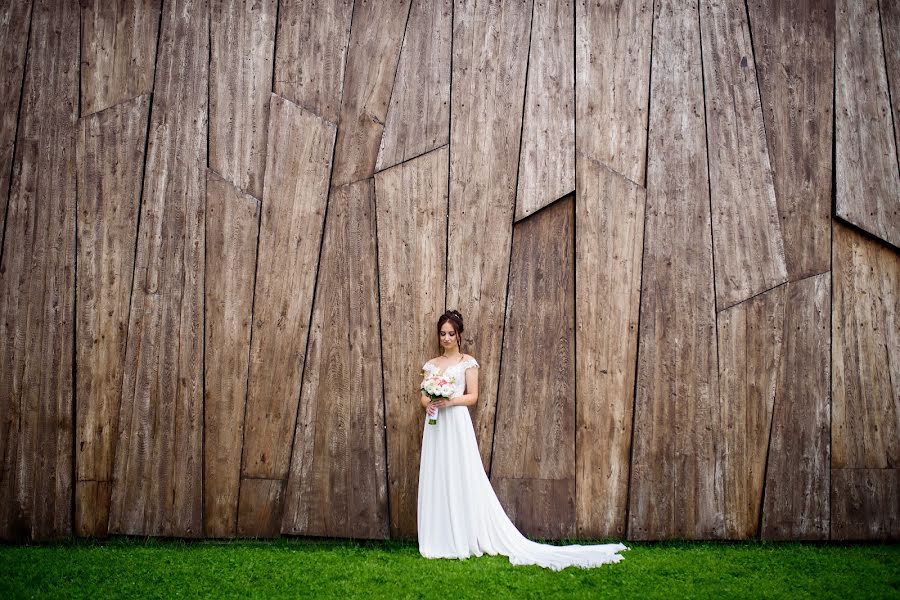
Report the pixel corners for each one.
[831,469,900,540]
[883,0,900,195]
[237,478,285,539]
[492,477,576,540]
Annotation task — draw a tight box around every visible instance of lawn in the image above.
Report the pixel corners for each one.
[1,536,897,599]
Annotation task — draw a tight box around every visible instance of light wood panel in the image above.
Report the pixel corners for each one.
[374,146,448,539]
[74,95,150,537]
[575,156,644,538]
[832,469,900,540]
[282,179,388,539]
[447,0,533,473]
[109,0,208,538]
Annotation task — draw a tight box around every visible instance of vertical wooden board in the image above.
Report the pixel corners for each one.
[882,0,900,184]
[575,157,644,539]
[700,0,787,310]
[628,0,723,540]
[761,273,830,540]
[832,222,900,469]
[375,0,451,173]
[747,0,833,282]
[204,170,260,538]
[515,0,574,220]
[491,478,576,540]
[209,0,276,200]
[74,94,150,537]
[0,0,79,542]
[835,0,900,248]
[282,179,389,540]
[330,0,412,188]
[274,0,354,125]
[717,284,784,539]
[236,478,284,538]
[575,0,652,186]
[831,469,900,540]
[74,481,110,538]
[374,146,448,539]
[447,0,533,473]
[109,0,208,538]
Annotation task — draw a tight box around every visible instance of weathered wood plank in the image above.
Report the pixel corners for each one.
[835,0,900,248]
[575,0,652,186]
[274,0,354,125]
[832,222,900,470]
[74,94,150,537]
[700,0,787,309]
[447,0,533,473]
[0,0,79,542]
[80,0,161,117]
[376,0,451,173]
[203,170,260,538]
[882,0,900,187]
[492,195,575,539]
[374,145,448,539]
[515,0,574,220]
[747,0,833,282]
[108,0,208,538]
[831,469,900,540]
[761,273,830,540]
[575,156,644,538]
[237,478,284,539]
[282,178,388,539]
[628,0,723,540]
[717,284,783,539]
[209,0,276,199]
[238,93,335,536]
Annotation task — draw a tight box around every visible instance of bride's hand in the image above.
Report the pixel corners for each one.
[427,399,447,415]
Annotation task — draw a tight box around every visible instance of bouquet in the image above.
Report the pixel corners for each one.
[421,369,456,425]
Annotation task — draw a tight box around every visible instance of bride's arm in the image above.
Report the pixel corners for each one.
[448,367,479,407]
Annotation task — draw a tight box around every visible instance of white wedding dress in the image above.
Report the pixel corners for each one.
[417,357,628,570]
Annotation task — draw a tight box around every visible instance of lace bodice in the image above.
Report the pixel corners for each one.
[422,357,479,398]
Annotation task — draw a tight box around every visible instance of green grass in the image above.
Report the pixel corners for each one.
[1,536,898,599]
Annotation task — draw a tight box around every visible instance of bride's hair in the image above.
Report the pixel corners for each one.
[437,310,464,350]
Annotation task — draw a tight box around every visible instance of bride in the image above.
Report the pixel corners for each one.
[417,309,629,570]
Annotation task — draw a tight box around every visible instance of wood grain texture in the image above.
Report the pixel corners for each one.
[282,179,388,539]
[238,94,335,537]
[832,222,900,470]
[700,0,787,309]
[515,0,574,220]
[628,0,723,540]
[835,0,900,248]
[80,0,161,116]
[717,284,783,539]
[761,273,830,540]
[747,0,833,282]
[376,0,451,173]
[374,146,448,539]
[237,478,285,539]
[882,0,900,192]
[575,156,644,538]
[492,196,575,539]
[575,0,652,186]
[447,0,533,473]
[108,0,208,538]
[274,0,354,124]
[0,0,79,541]
[209,0,276,199]
[74,95,150,537]
[831,469,900,540]
[204,170,260,538]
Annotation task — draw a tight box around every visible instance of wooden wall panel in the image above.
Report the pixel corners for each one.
[204,170,260,538]
[761,273,830,540]
[515,0,574,220]
[447,0,533,473]
[374,146,448,539]
[747,0,833,282]
[835,0,900,248]
[882,0,900,186]
[239,94,335,535]
[700,0,786,309]
[575,0,652,186]
[74,95,150,537]
[832,469,900,540]
[376,0,451,173]
[109,0,208,538]
[575,156,644,538]
[628,0,723,540]
[80,0,161,117]
[209,0,276,199]
[282,179,388,539]
[492,196,575,539]
[0,0,79,541]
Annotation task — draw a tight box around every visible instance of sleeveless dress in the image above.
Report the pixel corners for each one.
[417,356,629,570]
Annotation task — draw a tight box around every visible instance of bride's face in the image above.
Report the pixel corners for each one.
[439,323,458,350]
